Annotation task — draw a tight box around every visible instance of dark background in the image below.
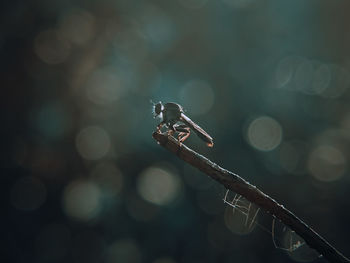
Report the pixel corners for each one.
[2,0,350,262]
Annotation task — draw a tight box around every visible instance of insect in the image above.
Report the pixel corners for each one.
[152,101,213,147]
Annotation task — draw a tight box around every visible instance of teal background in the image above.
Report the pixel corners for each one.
[2,0,350,262]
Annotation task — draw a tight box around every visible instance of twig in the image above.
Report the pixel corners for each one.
[152,132,349,263]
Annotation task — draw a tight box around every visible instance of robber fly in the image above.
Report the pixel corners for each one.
[152,101,213,147]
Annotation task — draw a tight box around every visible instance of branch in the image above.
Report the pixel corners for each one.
[152,132,349,263]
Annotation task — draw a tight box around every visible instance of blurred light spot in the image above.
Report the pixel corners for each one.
[34,29,70,64]
[86,68,125,105]
[279,141,309,175]
[321,65,350,98]
[33,102,70,139]
[178,0,208,9]
[36,223,71,262]
[294,59,313,94]
[308,145,346,182]
[283,231,319,262]
[273,220,319,262]
[275,56,332,96]
[340,112,350,131]
[179,79,214,116]
[221,0,256,9]
[224,205,256,235]
[62,179,101,221]
[247,116,282,151]
[90,162,123,195]
[11,176,46,211]
[138,5,176,51]
[153,257,177,263]
[275,56,297,88]
[76,126,111,160]
[106,239,141,263]
[58,9,96,45]
[311,63,331,95]
[288,251,320,262]
[295,60,330,95]
[137,166,181,206]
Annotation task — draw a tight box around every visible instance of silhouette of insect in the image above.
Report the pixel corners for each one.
[152,101,213,147]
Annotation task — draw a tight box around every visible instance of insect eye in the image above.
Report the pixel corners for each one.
[154,103,162,115]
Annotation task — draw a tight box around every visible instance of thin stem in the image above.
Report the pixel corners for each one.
[152,132,349,263]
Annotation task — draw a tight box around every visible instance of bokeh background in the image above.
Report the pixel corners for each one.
[3,0,350,262]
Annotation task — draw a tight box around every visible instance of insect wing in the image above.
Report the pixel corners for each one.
[180,113,213,147]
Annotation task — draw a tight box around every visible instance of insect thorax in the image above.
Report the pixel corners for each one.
[163,103,183,124]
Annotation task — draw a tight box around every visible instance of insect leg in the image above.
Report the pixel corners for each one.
[157,121,165,132]
[167,124,176,136]
[180,113,213,147]
[179,131,191,143]
[174,124,191,143]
